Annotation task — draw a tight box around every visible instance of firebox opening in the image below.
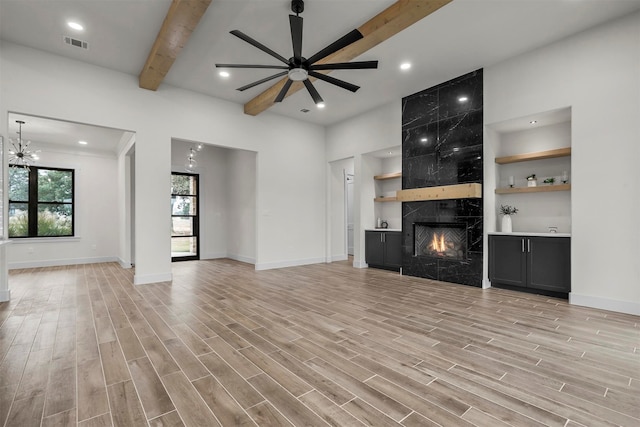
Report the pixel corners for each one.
[414,222,468,261]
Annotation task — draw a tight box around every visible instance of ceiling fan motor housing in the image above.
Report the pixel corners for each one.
[291,0,304,15]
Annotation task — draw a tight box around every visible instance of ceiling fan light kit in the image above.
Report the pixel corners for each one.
[216,0,378,106]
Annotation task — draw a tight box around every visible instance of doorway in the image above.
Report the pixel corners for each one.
[171,172,199,261]
[346,172,354,256]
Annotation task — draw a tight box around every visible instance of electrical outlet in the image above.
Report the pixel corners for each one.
[548,226,558,233]
[27,247,34,254]
[91,244,97,250]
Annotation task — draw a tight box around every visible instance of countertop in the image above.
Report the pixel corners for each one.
[489,232,571,237]
[365,228,402,232]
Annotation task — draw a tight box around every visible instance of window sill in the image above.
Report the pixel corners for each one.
[9,237,80,244]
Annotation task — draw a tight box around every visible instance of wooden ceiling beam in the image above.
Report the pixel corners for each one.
[243,0,452,116]
[139,0,212,91]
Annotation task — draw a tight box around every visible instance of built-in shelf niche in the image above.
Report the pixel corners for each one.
[491,107,572,233]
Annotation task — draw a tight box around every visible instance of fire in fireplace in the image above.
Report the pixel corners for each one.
[414,222,467,260]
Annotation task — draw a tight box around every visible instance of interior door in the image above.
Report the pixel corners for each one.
[171,172,199,262]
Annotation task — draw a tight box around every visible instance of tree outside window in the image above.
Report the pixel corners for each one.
[8,166,74,238]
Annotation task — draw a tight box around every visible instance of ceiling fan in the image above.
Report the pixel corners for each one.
[216,0,378,105]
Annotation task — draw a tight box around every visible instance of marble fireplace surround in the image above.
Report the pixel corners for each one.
[401,69,483,287]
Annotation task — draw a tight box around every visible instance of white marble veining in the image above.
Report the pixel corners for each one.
[488,231,571,237]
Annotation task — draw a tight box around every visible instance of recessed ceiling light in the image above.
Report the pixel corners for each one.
[219,71,230,78]
[453,147,460,152]
[388,151,393,155]
[67,21,84,31]
[530,120,538,124]
[400,62,411,70]
[458,96,468,103]
[317,102,325,109]
[78,140,88,145]
[420,137,428,142]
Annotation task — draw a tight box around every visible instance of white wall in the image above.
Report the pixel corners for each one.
[1,41,326,283]
[8,146,119,268]
[484,12,640,314]
[227,149,257,264]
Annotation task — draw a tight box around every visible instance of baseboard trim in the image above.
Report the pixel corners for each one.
[255,257,324,271]
[482,278,492,289]
[200,252,228,260]
[353,260,368,269]
[331,254,348,262]
[569,292,640,316]
[227,254,256,265]
[8,256,118,270]
[0,289,10,302]
[134,272,173,286]
[118,258,132,269]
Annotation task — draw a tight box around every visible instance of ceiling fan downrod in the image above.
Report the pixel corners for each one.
[291,0,304,16]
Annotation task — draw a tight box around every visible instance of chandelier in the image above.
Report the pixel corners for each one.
[185,143,203,171]
[9,120,40,169]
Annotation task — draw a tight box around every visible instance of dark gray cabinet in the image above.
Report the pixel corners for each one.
[489,235,570,294]
[366,231,401,271]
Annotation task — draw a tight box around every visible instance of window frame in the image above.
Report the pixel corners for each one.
[171,172,200,262]
[8,165,75,238]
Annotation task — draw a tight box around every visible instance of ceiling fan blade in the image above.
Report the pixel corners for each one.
[230,30,289,65]
[308,71,359,93]
[303,79,324,104]
[236,71,288,91]
[310,60,378,71]
[216,64,289,69]
[289,15,303,62]
[274,79,294,103]
[306,29,363,65]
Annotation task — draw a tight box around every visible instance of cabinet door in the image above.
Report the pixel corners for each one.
[489,235,526,287]
[383,232,402,269]
[365,231,385,266]
[527,237,571,292]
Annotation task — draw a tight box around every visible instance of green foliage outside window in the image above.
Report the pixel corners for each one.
[8,166,74,238]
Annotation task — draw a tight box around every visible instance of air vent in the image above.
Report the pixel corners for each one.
[300,109,310,113]
[63,36,89,50]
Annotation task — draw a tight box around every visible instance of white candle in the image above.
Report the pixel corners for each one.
[508,176,515,187]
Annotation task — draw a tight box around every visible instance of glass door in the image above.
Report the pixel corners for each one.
[171,172,199,261]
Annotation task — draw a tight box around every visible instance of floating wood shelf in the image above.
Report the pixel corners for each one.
[396,183,482,202]
[374,172,402,180]
[495,147,571,164]
[495,184,571,194]
[374,197,398,202]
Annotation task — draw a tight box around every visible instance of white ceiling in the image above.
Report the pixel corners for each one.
[7,113,131,156]
[2,0,640,143]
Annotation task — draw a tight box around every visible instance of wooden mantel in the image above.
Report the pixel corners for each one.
[396,183,482,202]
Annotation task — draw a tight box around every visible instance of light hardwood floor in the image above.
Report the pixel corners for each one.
[1,259,638,426]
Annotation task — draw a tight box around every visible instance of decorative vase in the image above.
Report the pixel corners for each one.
[502,215,513,233]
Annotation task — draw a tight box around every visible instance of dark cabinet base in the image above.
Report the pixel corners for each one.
[366,230,401,272]
[489,234,570,298]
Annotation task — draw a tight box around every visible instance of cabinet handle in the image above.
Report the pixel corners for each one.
[522,238,525,253]
[383,233,386,243]
[527,239,531,253]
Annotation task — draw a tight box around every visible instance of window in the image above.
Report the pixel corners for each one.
[171,172,199,261]
[8,166,75,238]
